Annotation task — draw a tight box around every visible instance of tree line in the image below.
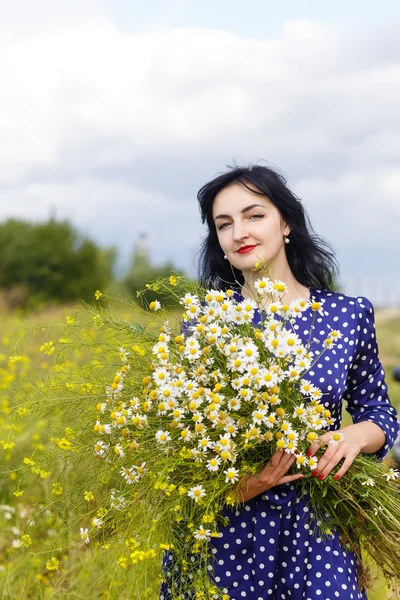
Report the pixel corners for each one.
[0,218,184,310]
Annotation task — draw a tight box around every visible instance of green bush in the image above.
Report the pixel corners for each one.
[0,218,116,308]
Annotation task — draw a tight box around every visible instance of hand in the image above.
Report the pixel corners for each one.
[236,449,304,502]
[307,424,368,481]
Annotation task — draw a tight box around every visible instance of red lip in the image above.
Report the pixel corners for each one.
[237,245,258,254]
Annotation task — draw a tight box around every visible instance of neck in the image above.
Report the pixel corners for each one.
[241,266,310,305]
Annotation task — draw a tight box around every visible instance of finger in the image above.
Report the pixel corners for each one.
[317,450,346,479]
[307,433,331,457]
[313,445,343,476]
[332,455,356,480]
[270,449,285,468]
[277,453,296,476]
[278,473,305,485]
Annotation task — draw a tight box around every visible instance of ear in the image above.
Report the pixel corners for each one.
[282,222,291,236]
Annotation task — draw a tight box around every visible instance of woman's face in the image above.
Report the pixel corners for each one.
[212,182,290,274]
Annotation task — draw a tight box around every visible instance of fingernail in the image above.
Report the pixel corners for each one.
[334,475,340,481]
[312,471,318,477]
[306,451,312,457]
[318,474,324,480]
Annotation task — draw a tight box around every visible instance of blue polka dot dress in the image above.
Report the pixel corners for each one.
[160,289,399,600]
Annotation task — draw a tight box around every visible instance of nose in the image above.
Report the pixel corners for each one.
[232,220,250,242]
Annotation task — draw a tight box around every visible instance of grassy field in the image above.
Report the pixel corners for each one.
[0,303,399,599]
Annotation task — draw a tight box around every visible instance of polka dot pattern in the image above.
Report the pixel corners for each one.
[160,289,399,599]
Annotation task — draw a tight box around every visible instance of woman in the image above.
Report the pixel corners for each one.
[161,164,399,600]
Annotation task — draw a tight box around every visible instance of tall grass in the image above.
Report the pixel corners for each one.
[0,304,399,599]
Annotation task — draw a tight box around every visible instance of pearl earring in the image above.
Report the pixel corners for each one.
[223,255,228,260]
[284,236,290,245]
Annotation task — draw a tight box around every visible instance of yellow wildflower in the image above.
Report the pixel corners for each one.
[95,290,103,300]
[46,557,60,571]
[52,483,63,495]
[21,534,32,547]
[84,491,95,501]
[93,314,104,326]
[117,556,128,568]
[8,355,23,363]
[40,341,55,356]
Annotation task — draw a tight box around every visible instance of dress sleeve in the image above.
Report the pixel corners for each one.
[344,296,399,460]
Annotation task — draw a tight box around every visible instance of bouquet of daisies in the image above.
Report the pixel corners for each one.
[13,275,400,599]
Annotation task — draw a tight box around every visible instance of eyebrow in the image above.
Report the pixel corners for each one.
[214,204,267,221]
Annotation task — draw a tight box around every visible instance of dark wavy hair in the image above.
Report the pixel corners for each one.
[196,164,338,291]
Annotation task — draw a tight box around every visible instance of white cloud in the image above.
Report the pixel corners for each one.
[1,11,400,303]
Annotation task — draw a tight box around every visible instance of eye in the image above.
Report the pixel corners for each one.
[249,214,264,220]
[217,222,230,231]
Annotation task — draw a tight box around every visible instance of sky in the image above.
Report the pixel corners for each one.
[1,0,400,305]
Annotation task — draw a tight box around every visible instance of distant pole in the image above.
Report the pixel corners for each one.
[393,366,400,382]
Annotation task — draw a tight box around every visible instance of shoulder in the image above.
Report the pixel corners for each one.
[313,289,374,315]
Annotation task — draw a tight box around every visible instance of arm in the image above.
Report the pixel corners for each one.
[308,296,399,480]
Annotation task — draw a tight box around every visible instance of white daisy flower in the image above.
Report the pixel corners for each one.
[113,443,125,458]
[310,388,323,401]
[310,299,326,316]
[252,408,267,424]
[224,467,240,484]
[152,341,169,357]
[254,277,273,294]
[227,398,242,411]
[91,517,103,528]
[204,290,225,304]
[198,436,213,450]
[130,397,140,409]
[257,368,279,388]
[300,380,314,396]
[265,302,282,317]
[329,432,345,446]
[185,304,200,318]
[153,367,171,384]
[361,478,375,487]
[95,421,112,435]
[293,404,306,418]
[94,440,109,457]
[193,528,211,541]
[385,468,400,481]
[131,413,148,428]
[155,430,171,444]
[294,356,312,372]
[184,337,201,361]
[180,428,193,441]
[224,419,239,437]
[119,347,130,363]
[239,341,259,364]
[120,467,139,484]
[289,299,309,317]
[181,293,199,307]
[110,489,126,510]
[328,329,343,340]
[149,300,161,311]
[188,485,206,503]
[80,528,90,544]
[206,456,221,472]
[227,356,246,373]
[272,280,287,297]
[295,454,308,469]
